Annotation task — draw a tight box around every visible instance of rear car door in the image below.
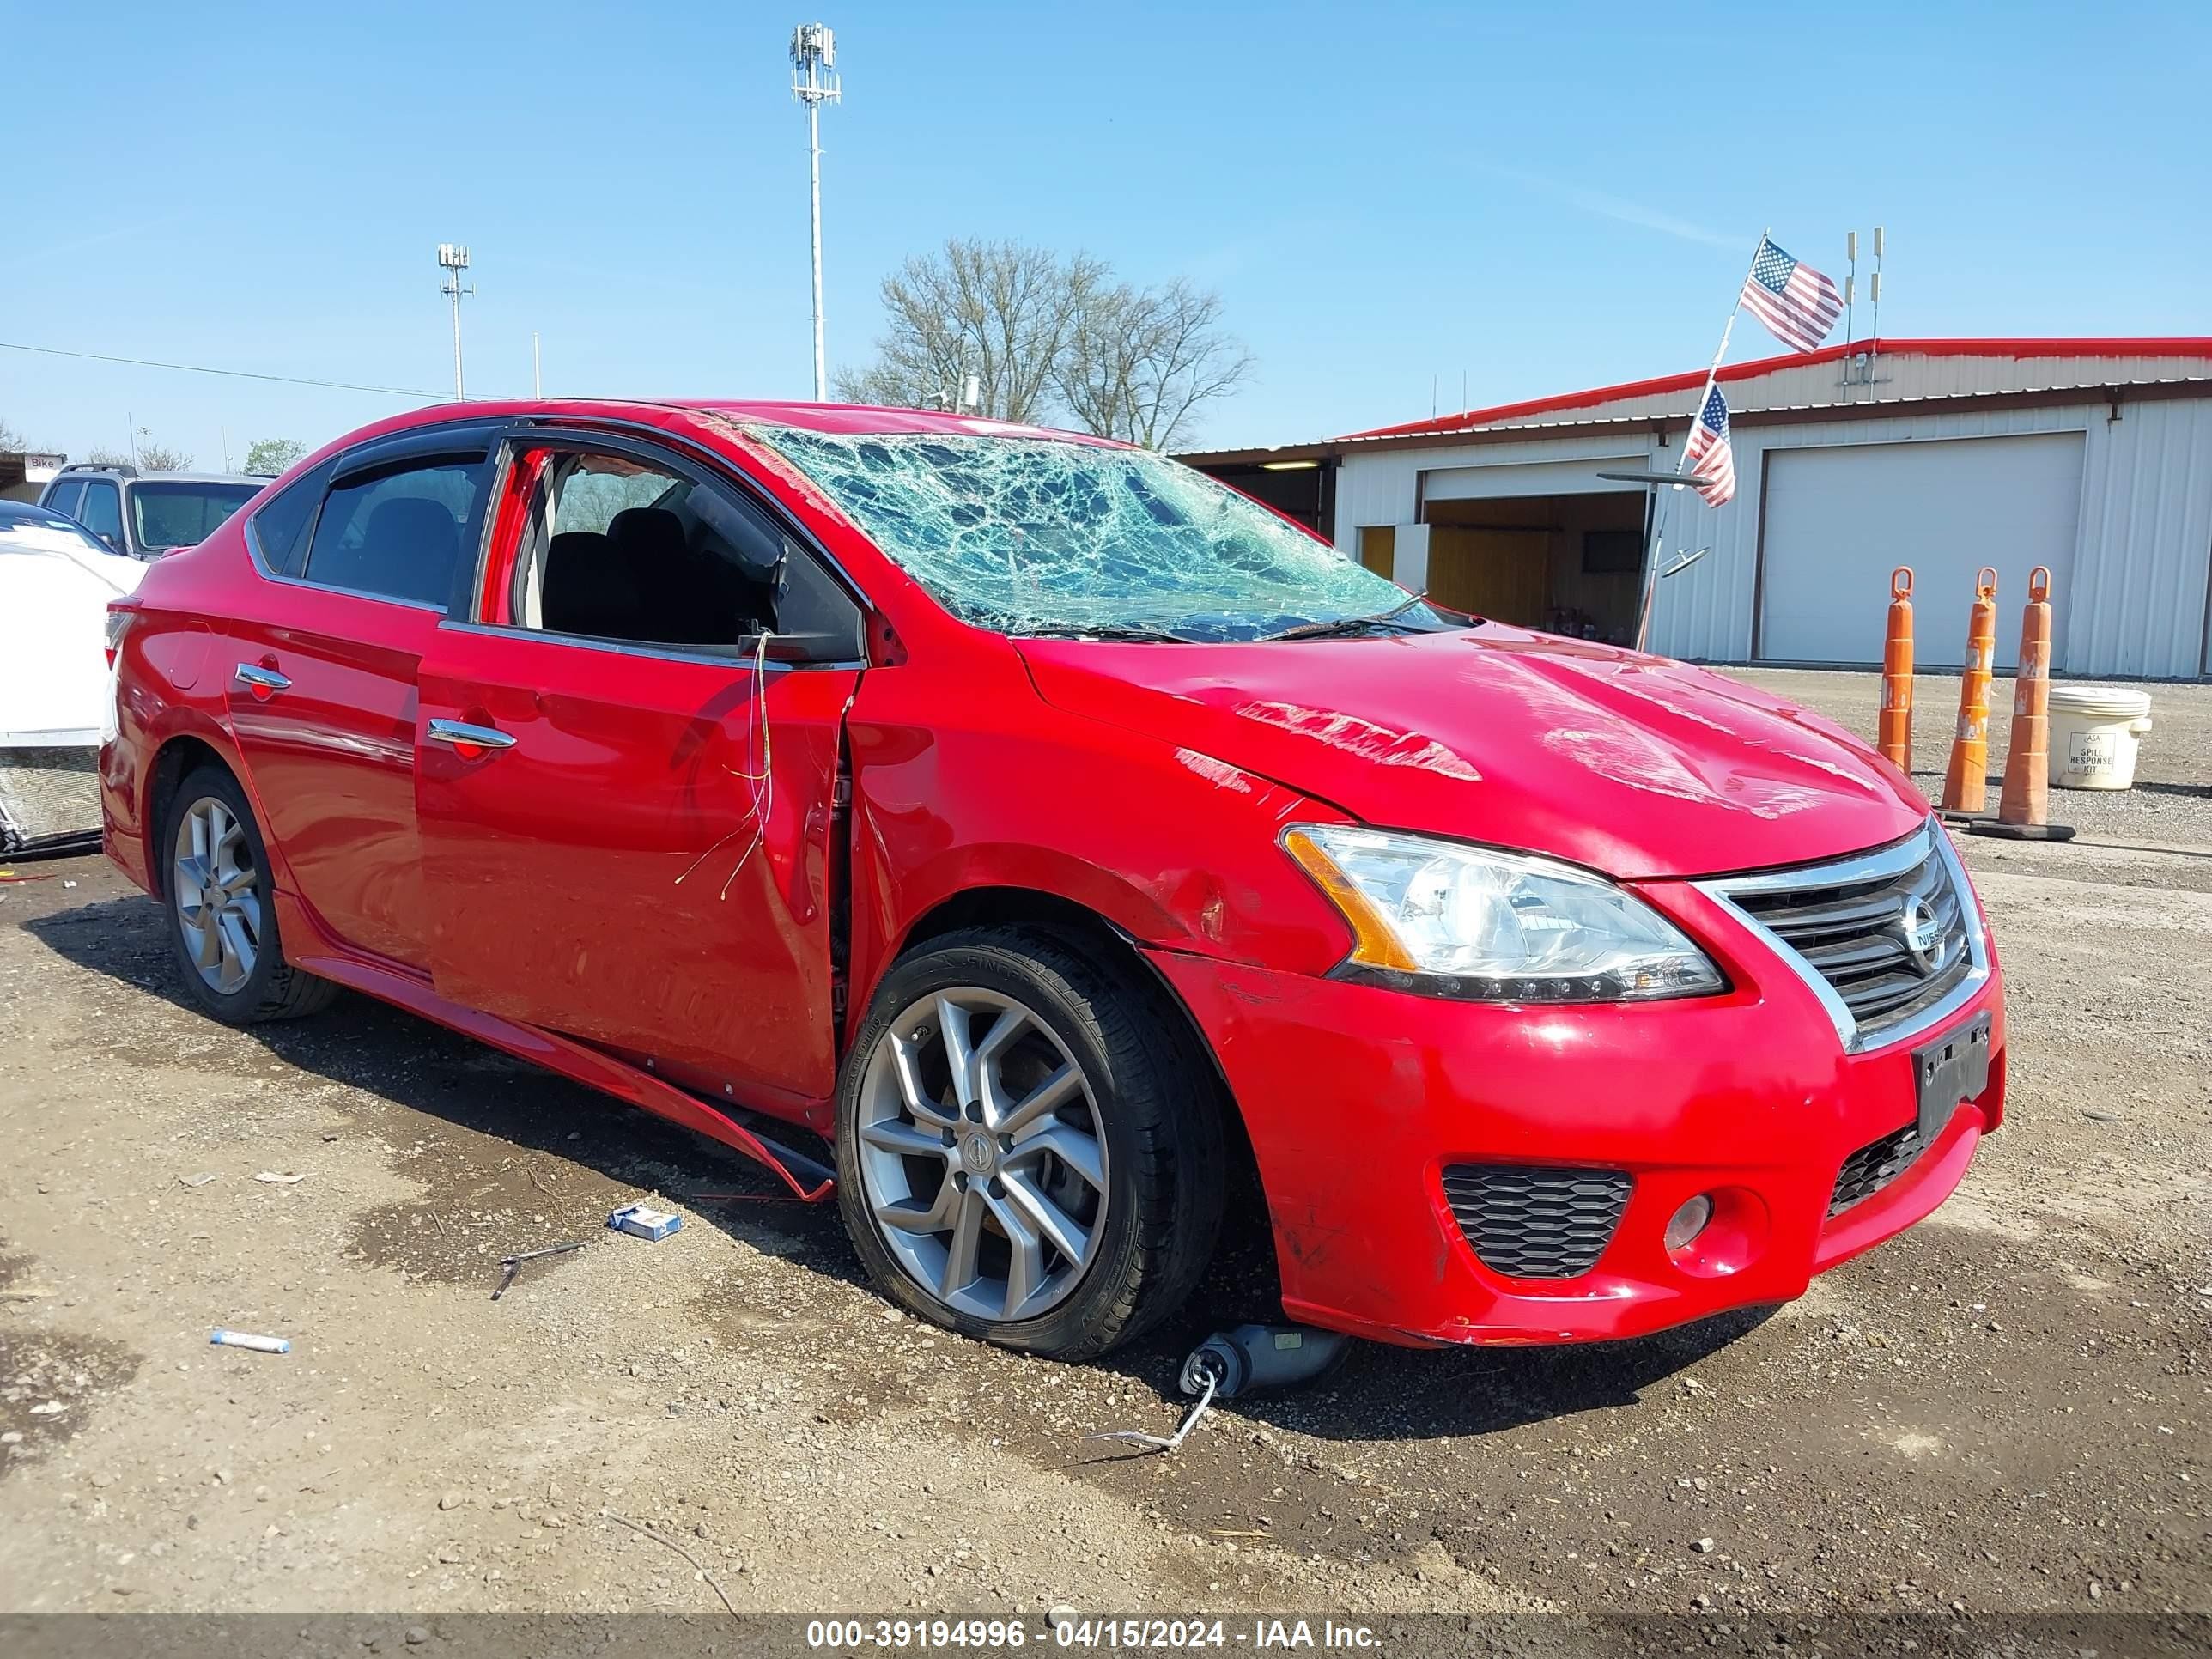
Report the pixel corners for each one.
[413,428,868,1117]
[224,425,497,970]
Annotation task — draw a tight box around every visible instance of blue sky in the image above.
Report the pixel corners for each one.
[6,1,2207,466]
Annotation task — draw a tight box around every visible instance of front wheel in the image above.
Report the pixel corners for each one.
[835,926,1224,1360]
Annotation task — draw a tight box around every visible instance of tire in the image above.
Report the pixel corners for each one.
[158,765,338,1024]
[835,925,1224,1361]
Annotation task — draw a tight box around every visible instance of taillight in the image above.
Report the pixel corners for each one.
[105,606,136,667]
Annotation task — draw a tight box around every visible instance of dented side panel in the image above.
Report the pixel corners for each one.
[841,631,1355,1038]
[414,629,858,1121]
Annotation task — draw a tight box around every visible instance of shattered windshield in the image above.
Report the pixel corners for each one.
[747,426,1420,641]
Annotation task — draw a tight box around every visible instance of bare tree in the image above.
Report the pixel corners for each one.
[83,446,132,467]
[1054,277,1254,451]
[136,442,192,471]
[839,240,1252,447]
[836,240,1106,423]
[0,415,28,454]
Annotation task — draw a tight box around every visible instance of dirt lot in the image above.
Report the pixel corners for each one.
[1,672,2206,1624]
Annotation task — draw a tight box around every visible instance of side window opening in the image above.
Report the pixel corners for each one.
[514,451,783,651]
[76,480,123,549]
[303,460,484,608]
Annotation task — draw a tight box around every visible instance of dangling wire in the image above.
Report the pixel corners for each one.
[1082,1362,1222,1455]
[672,629,775,899]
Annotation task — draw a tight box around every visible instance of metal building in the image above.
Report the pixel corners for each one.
[1182,339,2212,679]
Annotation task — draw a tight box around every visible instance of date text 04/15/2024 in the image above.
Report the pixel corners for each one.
[805,1619,1381,1650]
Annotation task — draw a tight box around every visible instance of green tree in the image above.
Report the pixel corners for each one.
[244,437,308,477]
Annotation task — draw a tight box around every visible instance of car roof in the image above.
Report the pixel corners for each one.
[1,499,73,524]
[671,401,1125,445]
[124,471,265,486]
[343,398,1128,448]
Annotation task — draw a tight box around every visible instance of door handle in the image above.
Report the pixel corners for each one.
[427,718,517,754]
[233,663,290,700]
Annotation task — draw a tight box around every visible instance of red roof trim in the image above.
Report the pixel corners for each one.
[1340,337,2212,441]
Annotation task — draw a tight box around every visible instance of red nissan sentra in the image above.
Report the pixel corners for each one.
[100,400,2004,1359]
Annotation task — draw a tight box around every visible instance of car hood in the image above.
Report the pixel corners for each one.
[1017,623,1929,880]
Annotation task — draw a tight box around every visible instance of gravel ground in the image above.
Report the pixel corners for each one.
[1733,669,2212,848]
[0,677,2207,1626]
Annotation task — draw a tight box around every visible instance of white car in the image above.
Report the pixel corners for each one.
[0,500,148,747]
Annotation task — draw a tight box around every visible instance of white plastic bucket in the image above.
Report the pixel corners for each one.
[2045,684,2154,790]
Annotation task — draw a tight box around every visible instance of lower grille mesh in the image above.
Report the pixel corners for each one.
[1442,1164,1632,1279]
[1829,1123,1927,1216]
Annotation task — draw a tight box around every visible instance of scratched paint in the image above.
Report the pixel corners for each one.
[1172,748,1255,794]
[1234,701,1481,781]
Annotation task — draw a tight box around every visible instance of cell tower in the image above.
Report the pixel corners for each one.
[792,23,841,402]
[437,243,474,400]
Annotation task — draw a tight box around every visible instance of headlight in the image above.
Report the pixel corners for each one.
[1281,824,1724,1002]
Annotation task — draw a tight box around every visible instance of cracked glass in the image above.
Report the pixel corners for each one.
[745,427,1412,641]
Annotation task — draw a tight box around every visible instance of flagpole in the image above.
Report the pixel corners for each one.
[1633,230,1767,651]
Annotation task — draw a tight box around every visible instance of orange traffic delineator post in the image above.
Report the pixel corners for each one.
[1877,566,1915,774]
[1939,567,2000,819]
[1970,564,2075,842]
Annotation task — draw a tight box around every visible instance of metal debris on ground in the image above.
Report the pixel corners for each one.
[1084,1324,1350,1457]
[210,1328,291,1354]
[177,1173,218,1188]
[606,1202,682,1242]
[253,1170,307,1184]
[492,1240,587,1301]
[1085,1363,1222,1456]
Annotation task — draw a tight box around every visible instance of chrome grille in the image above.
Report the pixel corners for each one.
[1441,1164,1632,1279]
[1699,826,1987,1052]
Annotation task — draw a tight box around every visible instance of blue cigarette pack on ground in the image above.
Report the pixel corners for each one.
[606,1202,682,1242]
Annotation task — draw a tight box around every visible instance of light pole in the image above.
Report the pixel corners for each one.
[791,22,841,402]
[437,243,474,399]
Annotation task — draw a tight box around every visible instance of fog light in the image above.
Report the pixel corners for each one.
[1664,1194,1714,1252]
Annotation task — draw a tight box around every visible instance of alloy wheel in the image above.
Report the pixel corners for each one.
[172,797,262,997]
[854,988,1111,1323]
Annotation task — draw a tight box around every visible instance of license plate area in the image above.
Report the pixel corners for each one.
[1913,1013,1992,1145]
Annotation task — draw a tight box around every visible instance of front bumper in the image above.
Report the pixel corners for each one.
[1150,874,2005,1348]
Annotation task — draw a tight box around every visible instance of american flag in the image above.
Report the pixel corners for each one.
[1685,386,1736,506]
[1741,235,1844,353]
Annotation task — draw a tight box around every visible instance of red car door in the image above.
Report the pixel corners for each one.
[412,429,867,1120]
[223,428,499,970]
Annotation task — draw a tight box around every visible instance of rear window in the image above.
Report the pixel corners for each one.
[302,461,484,608]
[131,481,260,551]
[43,479,85,518]
[0,504,112,558]
[247,461,334,577]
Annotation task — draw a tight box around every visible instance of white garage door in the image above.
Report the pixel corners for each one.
[1758,432,2085,670]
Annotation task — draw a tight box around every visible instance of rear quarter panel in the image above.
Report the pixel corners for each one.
[101,526,290,898]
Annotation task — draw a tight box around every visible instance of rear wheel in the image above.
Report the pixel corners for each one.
[835,926,1224,1360]
[161,766,337,1024]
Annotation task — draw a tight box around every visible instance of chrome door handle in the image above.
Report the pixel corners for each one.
[234,663,291,696]
[427,718,517,752]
